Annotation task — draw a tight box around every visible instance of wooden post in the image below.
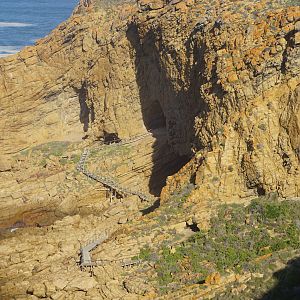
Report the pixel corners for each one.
[90,266,94,277]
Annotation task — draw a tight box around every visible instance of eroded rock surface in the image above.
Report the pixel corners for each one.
[0,0,299,299]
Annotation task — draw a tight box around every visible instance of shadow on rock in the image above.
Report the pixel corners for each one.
[260,257,300,300]
[126,22,199,196]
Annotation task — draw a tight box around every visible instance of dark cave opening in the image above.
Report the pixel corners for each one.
[143,100,166,131]
[148,129,191,196]
[103,132,121,144]
[186,221,200,232]
[126,22,193,196]
[257,185,266,196]
[76,84,95,137]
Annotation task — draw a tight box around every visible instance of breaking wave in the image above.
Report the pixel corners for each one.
[0,22,34,28]
[0,46,21,58]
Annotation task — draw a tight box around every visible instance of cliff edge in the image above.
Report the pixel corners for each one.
[0,0,299,299]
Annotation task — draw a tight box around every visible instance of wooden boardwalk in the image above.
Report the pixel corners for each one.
[80,232,141,268]
[76,134,156,202]
[77,133,156,268]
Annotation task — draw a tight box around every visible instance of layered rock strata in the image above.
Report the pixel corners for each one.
[0,0,299,203]
[0,0,300,299]
[0,131,181,228]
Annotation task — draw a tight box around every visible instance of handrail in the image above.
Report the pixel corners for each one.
[77,133,156,268]
[80,231,141,268]
[76,134,156,201]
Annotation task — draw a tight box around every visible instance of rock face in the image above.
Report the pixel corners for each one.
[0,0,300,299]
[0,0,299,202]
[0,131,182,228]
[130,0,300,201]
[0,156,11,172]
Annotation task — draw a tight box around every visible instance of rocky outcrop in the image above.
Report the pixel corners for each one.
[133,1,300,202]
[1,0,299,202]
[0,131,178,228]
[0,0,300,298]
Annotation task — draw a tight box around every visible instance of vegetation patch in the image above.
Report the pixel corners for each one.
[154,184,194,226]
[139,197,300,294]
[70,153,81,164]
[91,144,131,158]
[20,141,82,167]
[21,141,71,157]
[137,245,153,261]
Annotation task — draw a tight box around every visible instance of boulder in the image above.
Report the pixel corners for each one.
[66,276,98,292]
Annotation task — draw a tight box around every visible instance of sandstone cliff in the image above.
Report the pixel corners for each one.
[0,0,300,299]
[1,0,299,202]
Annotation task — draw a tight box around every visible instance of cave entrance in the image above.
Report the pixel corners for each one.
[141,100,190,196]
[103,132,121,144]
[143,100,166,131]
[126,23,192,197]
[149,151,191,196]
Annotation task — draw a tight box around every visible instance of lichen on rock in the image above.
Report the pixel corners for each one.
[0,0,299,299]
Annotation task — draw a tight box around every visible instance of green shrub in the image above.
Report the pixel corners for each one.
[156,246,184,286]
[138,245,152,261]
[155,196,300,293]
[70,154,80,163]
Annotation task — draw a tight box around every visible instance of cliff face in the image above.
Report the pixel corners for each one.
[153,0,300,201]
[1,0,298,201]
[0,0,300,299]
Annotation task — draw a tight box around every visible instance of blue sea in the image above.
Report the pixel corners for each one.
[0,0,78,57]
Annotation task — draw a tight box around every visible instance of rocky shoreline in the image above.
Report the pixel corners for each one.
[0,0,299,299]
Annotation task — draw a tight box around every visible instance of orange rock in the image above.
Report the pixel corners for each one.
[186,0,194,7]
[205,272,222,285]
[175,2,187,12]
[254,253,272,262]
[227,72,238,83]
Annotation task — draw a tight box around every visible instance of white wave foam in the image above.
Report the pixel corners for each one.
[0,46,22,58]
[0,46,20,52]
[0,22,34,28]
[0,54,13,58]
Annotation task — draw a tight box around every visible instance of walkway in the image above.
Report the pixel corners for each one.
[80,232,109,267]
[77,133,155,268]
[76,133,155,202]
[80,232,141,268]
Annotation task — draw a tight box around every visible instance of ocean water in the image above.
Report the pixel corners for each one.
[0,0,78,57]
